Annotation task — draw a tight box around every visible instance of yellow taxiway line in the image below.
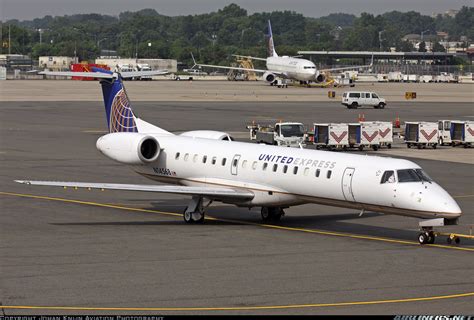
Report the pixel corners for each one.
[2,292,474,311]
[0,191,473,252]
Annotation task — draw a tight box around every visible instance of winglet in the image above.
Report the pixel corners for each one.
[190,52,197,69]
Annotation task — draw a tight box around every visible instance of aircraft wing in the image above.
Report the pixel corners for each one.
[120,70,168,78]
[195,62,269,74]
[14,180,254,201]
[231,54,267,61]
[319,65,372,73]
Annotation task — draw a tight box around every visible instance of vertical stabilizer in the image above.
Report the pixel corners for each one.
[96,68,138,133]
[267,20,278,58]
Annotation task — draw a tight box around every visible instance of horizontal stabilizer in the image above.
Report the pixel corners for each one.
[14,180,255,200]
[39,70,168,79]
[39,71,114,79]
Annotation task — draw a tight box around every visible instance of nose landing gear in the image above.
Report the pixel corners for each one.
[418,229,436,244]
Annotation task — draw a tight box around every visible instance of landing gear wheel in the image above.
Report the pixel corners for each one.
[358,145,364,151]
[261,207,271,222]
[183,208,193,223]
[418,232,429,244]
[427,231,436,244]
[261,207,284,222]
[192,211,205,224]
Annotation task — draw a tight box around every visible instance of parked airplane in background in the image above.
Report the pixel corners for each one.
[193,20,372,85]
[17,68,461,245]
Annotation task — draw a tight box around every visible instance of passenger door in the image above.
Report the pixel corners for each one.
[341,167,356,201]
[231,154,241,175]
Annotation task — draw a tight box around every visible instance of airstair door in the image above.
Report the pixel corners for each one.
[342,167,356,201]
[231,154,241,175]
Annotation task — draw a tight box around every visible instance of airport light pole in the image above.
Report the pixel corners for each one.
[421,29,430,42]
[378,31,384,52]
[97,38,107,56]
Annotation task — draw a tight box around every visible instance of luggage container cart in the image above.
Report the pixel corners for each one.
[450,120,474,148]
[313,123,348,150]
[348,122,380,151]
[405,122,438,149]
[438,120,453,146]
[364,121,392,149]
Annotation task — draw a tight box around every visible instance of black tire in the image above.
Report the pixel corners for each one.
[432,144,437,149]
[358,145,364,151]
[427,231,436,244]
[183,208,193,223]
[417,144,422,149]
[378,102,385,109]
[454,237,461,244]
[372,145,379,151]
[418,232,429,244]
[261,207,271,222]
[447,237,452,244]
[407,143,411,148]
[194,212,205,224]
[387,144,392,149]
[351,102,358,109]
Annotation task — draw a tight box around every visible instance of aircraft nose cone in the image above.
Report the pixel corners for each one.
[427,183,462,218]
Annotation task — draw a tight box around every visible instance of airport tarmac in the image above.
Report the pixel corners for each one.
[0,79,473,102]
[1,84,473,315]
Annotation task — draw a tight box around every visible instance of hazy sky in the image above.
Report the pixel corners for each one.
[1,0,471,21]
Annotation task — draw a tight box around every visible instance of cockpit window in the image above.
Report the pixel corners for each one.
[397,169,421,182]
[415,169,432,182]
[397,169,433,183]
[304,66,316,69]
[380,170,396,183]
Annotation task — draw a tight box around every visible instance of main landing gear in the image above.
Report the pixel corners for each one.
[261,207,285,222]
[183,196,212,224]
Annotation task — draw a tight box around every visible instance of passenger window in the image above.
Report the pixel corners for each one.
[211,157,216,165]
[202,155,207,163]
[327,170,332,179]
[242,160,247,168]
[193,154,198,162]
[380,170,396,184]
[444,122,450,130]
[233,158,238,167]
[175,152,180,160]
[438,122,443,130]
[222,158,226,166]
[263,163,268,171]
[365,93,370,98]
[273,164,278,172]
[184,153,189,161]
[304,167,309,176]
[372,93,378,98]
[293,166,298,175]
[315,169,320,177]
[252,161,257,170]
[283,165,288,173]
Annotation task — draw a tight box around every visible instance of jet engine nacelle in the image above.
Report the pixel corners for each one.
[315,72,326,83]
[262,71,276,83]
[96,132,160,165]
[180,130,234,141]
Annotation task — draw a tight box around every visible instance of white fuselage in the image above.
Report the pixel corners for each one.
[131,135,461,220]
[266,56,317,81]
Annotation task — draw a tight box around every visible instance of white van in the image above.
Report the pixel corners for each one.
[342,92,386,109]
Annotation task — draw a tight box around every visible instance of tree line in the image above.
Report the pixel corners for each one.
[1,4,472,65]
